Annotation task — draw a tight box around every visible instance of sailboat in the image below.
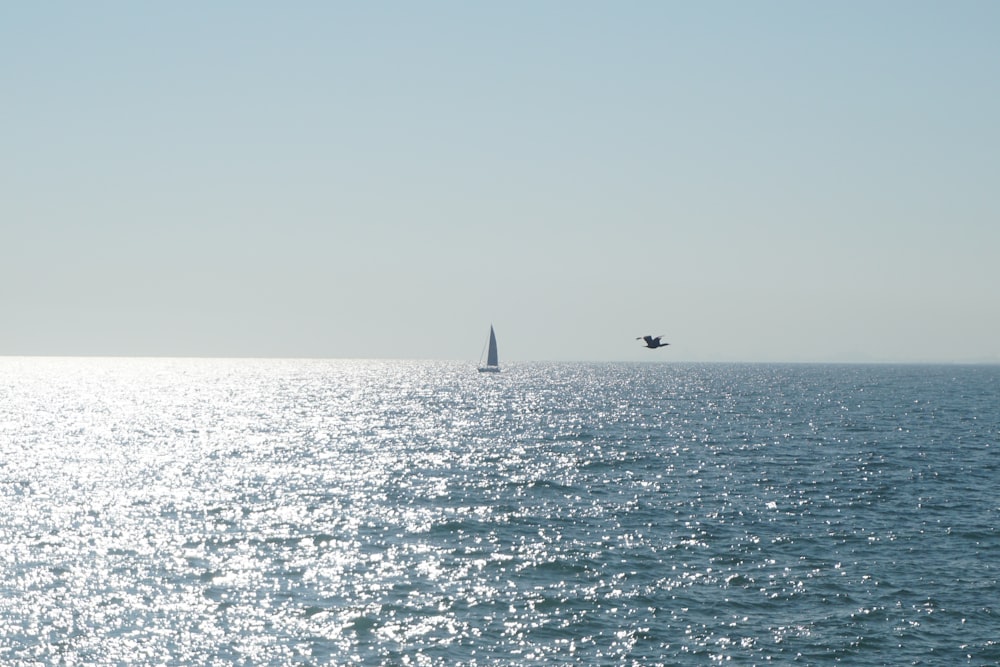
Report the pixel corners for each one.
[478,325,500,373]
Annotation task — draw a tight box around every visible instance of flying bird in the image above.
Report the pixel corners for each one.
[637,335,669,349]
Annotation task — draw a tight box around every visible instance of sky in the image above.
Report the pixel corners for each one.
[4,2,999,363]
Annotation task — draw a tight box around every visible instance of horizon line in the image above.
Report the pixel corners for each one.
[1,354,998,366]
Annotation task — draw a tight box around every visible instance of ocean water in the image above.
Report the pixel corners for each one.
[0,358,997,666]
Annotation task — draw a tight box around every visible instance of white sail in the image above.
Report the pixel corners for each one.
[478,325,500,372]
[486,326,498,367]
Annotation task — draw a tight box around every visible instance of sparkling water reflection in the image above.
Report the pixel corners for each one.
[0,358,997,665]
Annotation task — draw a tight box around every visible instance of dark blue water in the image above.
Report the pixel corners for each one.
[1,359,997,665]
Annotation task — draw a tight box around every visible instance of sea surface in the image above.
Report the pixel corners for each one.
[0,358,997,666]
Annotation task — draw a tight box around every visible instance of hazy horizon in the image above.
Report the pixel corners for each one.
[2,353,997,368]
[5,2,998,364]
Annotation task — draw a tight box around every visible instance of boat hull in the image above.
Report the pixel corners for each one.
[478,366,500,373]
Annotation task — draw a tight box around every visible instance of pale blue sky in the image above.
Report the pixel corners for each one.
[4,2,998,362]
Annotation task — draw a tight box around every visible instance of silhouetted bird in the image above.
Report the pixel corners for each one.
[637,335,669,349]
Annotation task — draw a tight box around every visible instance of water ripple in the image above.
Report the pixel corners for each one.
[0,359,997,664]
